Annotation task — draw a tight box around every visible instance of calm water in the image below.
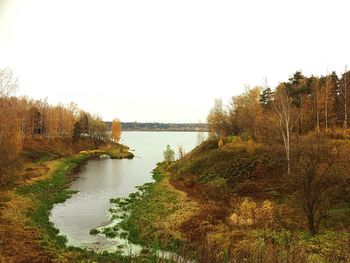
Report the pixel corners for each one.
[50,131,203,252]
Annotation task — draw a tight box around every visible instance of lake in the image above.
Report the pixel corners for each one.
[50,131,204,252]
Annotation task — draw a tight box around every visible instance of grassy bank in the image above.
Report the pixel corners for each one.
[0,143,142,262]
[103,164,199,259]
[105,138,350,263]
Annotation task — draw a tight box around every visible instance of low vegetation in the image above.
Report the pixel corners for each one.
[99,165,199,261]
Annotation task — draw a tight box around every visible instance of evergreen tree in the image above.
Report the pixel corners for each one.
[259,87,274,109]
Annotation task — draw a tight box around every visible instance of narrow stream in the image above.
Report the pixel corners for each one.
[50,131,203,254]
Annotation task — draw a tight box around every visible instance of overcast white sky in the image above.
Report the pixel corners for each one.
[0,0,349,122]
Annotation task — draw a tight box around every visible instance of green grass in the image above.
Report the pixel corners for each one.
[104,144,135,159]
[169,141,283,183]
[104,166,186,253]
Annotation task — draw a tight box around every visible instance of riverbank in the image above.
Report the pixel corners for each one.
[103,164,200,259]
[0,143,136,262]
[108,138,350,263]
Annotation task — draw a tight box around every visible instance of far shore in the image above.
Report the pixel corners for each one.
[119,129,208,132]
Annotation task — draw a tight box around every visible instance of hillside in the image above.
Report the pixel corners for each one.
[110,136,350,263]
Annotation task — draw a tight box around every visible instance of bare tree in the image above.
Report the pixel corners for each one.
[344,65,348,129]
[315,78,320,133]
[0,68,17,98]
[325,72,329,132]
[292,137,344,235]
[207,99,230,137]
[177,145,186,159]
[272,86,295,176]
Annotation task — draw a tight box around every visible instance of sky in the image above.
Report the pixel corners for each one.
[0,0,349,122]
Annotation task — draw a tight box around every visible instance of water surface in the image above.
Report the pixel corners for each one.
[50,131,203,251]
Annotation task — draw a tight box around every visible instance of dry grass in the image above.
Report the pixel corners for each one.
[0,191,50,262]
[157,177,200,242]
[0,154,67,261]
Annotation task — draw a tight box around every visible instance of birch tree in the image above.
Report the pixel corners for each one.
[272,85,295,176]
[344,65,348,129]
[0,68,17,97]
[292,137,344,236]
[325,73,329,132]
[315,78,320,133]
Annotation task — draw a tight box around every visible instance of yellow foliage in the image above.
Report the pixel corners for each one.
[111,118,122,143]
[230,198,275,227]
[230,213,239,224]
[241,198,257,219]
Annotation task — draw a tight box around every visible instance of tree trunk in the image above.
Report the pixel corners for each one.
[316,79,320,133]
[308,212,316,236]
[325,74,328,132]
[344,65,348,130]
[286,121,290,176]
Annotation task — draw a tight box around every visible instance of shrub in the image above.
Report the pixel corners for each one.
[230,198,275,228]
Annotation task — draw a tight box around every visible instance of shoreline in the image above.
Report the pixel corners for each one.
[0,146,137,262]
[103,163,200,260]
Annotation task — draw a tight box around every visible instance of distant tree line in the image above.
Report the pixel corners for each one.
[105,122,208,131]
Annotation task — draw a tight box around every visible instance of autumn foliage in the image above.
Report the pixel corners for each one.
[111,118,122,143]
[0,68,121,187]
[208,71,350,140]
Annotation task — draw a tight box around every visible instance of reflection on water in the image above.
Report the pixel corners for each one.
[50,131,204,252]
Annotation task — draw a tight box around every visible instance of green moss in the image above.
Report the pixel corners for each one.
[102,227,118,238]
[90,228,100,235]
